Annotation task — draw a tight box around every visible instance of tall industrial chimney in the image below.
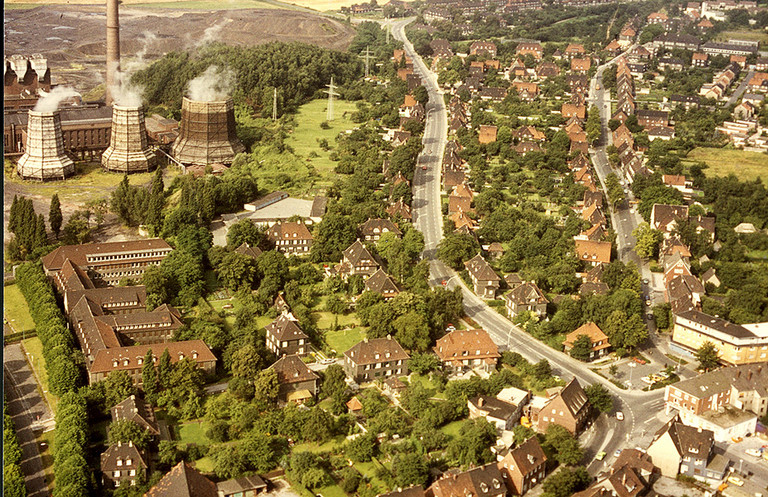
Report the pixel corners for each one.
[106,0,120,105]
[17,110,75,181]
[171,97,245,166]
[102,105,157,173]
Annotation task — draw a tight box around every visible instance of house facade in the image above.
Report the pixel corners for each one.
[504,282,548,318]
[343,337,410,383]
[497,436,547,496]
[464,254,501,299]
[265,222,314,255]
[271,354,319,403]
[265,313,309,357]
[434,329,500,371]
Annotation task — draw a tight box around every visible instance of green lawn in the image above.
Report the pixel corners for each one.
[193,456,215,473]
[292,435,346,453]
[177,420,213,446]
[685,148,768,184]
[315,484,348,497]
[715,30,768,45]
[4,284,36,334]
[286,98,360,189]
[747,250,768,261]
[407,373,445,399]
[440,420,464,439]
[324,327,365,356]
[21,337,58,414]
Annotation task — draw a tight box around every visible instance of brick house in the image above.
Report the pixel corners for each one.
[497,436,547,495]
[434,328,500,371]
[504,282,548,318]
[464,254,501,299]
[265,221,314,255]
[343,336,410,383]
[529,378,591,434]
[637,109,669,129]
[270,354,319,403]
[101,441,147,488]
[358,218,402,241]
[563,322,611,360]
[265,313,309,357]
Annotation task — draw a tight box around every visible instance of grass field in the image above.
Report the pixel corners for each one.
[324,327,364,356]
[4,284,36,335]
[292,435,345,453]
[684,148,768,184]
[440,420,464,439]
[21,337,58,414]
[715,30,768,45]
[177,420,213,445]
[286,98,360,189]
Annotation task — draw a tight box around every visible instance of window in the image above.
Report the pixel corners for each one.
[129,470,136,476]
[117,459,123,466]
[114,471,121,477]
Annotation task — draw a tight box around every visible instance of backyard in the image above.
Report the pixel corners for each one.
[684,147,768,184]
[4,284,36,335]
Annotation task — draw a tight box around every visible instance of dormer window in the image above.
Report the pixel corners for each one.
[192,352,198,359]
[126,458,132,466]
[113,360,119,367]
[137,358,143,365]
[123,359,129,366]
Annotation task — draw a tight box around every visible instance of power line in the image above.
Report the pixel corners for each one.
[323,76,340,121]
[359,46,373,78]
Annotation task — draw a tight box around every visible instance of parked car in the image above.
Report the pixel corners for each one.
[732,437,743,443]
[614,449,622,457]
[633,357,647,365]
[596,451,607,461]
[616,412,624,421]
[727,476,744,487]
[746,448,762,457]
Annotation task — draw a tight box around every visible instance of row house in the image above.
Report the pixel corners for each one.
[664,364,767,440]
[561,103,586,120]
[570,58,591,74]
[605,39,623,57]
[502,0,543,12]
[343,336,410,383]
[449,181,474,214]
[746,72,768,93]
[647,11,669,26]
[672,308,768,365]
[692,52,709,67]
[265,313,309,357]
[423,7,452,22]
[637,109,669,129]
[265,221,314,255]
[653,33,701,51]
[464,254,500,299]
[667,94,700,111]
[701,41,758,56]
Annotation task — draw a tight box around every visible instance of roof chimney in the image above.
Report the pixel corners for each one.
[697,427,702,433]
[747,371,752,381]
[478,397,484,407]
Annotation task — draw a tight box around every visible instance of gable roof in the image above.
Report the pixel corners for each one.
[434,329,500,363]
[574,239,611,264]
[469,395,517,420]
[343,240,378,267]
[90,340,215,376]
[464,254,501,282]
[234,242,262,259]
[265,221,314,241]
[499,436,547,477]
[428,463,505,497]
[564,322,610,349]
[42,239,172,271]
[359,218,402,238]
[552,378,589,417]
[345,337,410,365]
[101,441,147,471]
[653,415,713,458]
[365,269,400,296]
[144,461,217,497]
[265,314,309,342]
[270,354,319,385]
[111,395,160,436]
[378,486,425,497]
[505,282,548,306]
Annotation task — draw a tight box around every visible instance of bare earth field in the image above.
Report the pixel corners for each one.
[4,5,356,92]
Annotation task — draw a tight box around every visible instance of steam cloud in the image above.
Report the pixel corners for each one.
[187,65,235,102]
[110,69,144,107]
[195,19,232,48]
[34,86,81,112]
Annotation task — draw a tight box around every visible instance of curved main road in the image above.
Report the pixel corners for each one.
[387,18,666,465]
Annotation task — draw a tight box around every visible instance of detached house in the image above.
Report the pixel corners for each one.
[101,441,147,489]
[497,436,547,496]
[344,336,410,383]
[338,240,380,277]
[529,378,591,435]
[271,354,319,403]
[504,282,548,318]
[364,269,400,300]
[464,254,501,299]
[434,328,500,371]
[359,218,402,241]
[265,222,314,255]
[265,313,309,357]
[563,322,611,360]
[646,416,725,482]
[111,395,160,437]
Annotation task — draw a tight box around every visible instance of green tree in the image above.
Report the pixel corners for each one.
[142,350,159,404]
[226,219,264,249]
[392,452,429,487]
[512,425,535,445]
[544,424,584,465]
[321,365,347,399]
[3,464,26,497]
[584,383,613,413]
[108,420,152,451]
[446,418,497,466]
[586,105,601,145]
[345,433,377,462]
[49,194,63,238]
[695,341,719,371]
[605,173,625,208]
[218,252,258,290]
[632,223,663,259]
[569,334,593,361]
[253,368,279,406]
[542,467,591,497]
[146,168,165,232]
[104,371,135,408]
[392,311,431,351]
[437,233,480,270]
[408,352,441,374]
[157,349,173,389]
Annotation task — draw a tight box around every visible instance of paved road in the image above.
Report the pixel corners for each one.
[4,344,52,497]
[388,18,667,470]
[726,69,755,107]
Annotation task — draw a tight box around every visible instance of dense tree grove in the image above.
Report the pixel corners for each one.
[53,392,91,496]
[16,263,82,396]
[7,195,49,261]
[133,42,363,117]
[4,404,26,497]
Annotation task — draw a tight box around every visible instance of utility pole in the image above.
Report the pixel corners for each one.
[273,87,277,122]
[324,77,339,121]
[360,46,373,78]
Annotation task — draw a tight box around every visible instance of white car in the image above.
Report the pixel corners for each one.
[746,448,762,458]
[616,412,624,421]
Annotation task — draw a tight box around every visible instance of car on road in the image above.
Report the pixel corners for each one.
[616,411,624,420]
[596,451,607,461]
[321,358,336,365]
[633,357,647,365]
[614,449,622,457]
[746,448,762,457]
[422,165,427,170]
[727,476,744,487]
[642,278,649,284]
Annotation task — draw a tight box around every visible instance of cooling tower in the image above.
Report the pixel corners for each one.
[170,97,245,166]
[102,105,157,173]
[17,110,75,181]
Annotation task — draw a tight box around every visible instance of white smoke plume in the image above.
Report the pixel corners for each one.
[187,65,235,102]
[123,31,157,73]
[34,86,81,112]
[110,69,144,107]
[195,19,232,48]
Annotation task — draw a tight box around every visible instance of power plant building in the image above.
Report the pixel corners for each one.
[4,54,52,111]
[171,97,245,166]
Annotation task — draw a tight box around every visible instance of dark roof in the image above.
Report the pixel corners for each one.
[429,463,505,497]
[111,395,160,436]
[579,281,609,296]
[505,282,548,305]
[464,254,501,282]
[675,309,756,339]
[270,354,319,385]
[653,416,713,458]
[671,363,768,399]
[365,269,400,295]
[504,436,547,476]
[217,475,267,496]
[359,218,402,238]
[345,337,410,365]
[265,314,309,342]
[557,378,589,416]
[311,196,328,218]
[469,395,517,419]
[145,461,217,497]
[234,242,262,259]
[378,486,424,497]
[101,441,147,472]
[343,240,378,267]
